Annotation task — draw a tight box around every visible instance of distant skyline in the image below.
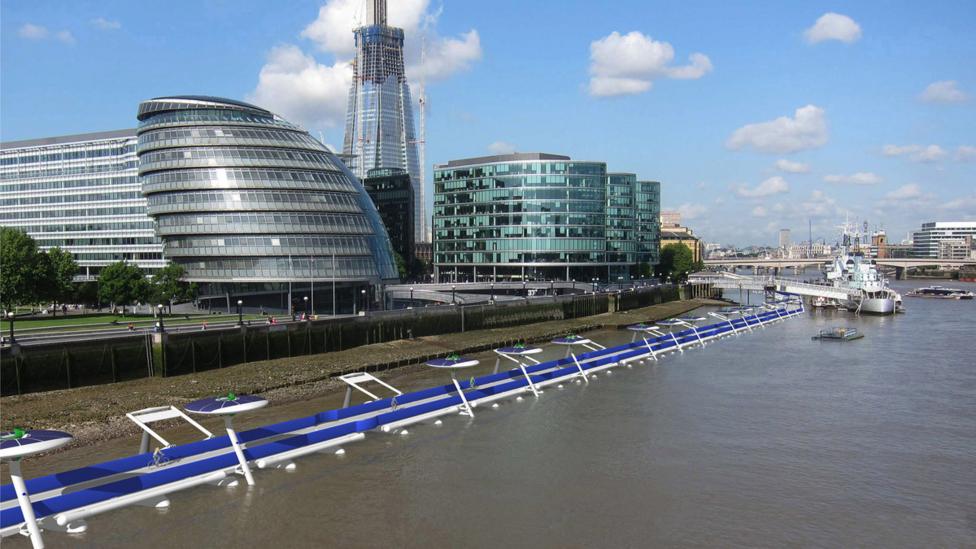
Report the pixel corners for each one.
[2,1,974,246]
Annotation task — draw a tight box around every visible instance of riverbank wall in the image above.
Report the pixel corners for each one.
[1,284,715,396]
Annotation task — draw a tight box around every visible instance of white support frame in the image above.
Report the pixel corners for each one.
[449,371,475,417]
[674,320,705,347]
[708,312,739,336]
[126,406,214,454]
[338,372,403,408]
[494,350,542,397]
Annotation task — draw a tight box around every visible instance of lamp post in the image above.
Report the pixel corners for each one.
[490,283,495,303]
[303,296,309,319]
[237,299,243,326]
[156,304,165,332]
[572,279,576,292]
[451,285,456,305]
[6,311,14,344]
[550,279,554,296]
[522,280,527,299]
[360,288,367,314]
[410,286,414,302]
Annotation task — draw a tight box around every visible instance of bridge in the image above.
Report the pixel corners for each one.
[689,271,858,301]
[704,257,975,270]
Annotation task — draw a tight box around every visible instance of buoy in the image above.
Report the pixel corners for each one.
[400,429,409,436]
[491,403,499,409]
[434,419,442,425]
[335,448,346,455]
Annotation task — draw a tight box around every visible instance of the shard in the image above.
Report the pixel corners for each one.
[343,0,426,244]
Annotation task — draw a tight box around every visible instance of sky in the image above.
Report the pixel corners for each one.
[2,0,975,246]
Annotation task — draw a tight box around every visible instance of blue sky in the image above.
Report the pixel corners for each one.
[2,0,974,245]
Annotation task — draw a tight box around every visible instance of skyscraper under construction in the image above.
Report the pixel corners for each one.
[343,0,426,244]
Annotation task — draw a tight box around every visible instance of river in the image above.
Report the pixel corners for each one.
[7,279,976,547]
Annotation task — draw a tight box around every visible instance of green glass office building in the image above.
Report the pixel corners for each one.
[433,153,660,283]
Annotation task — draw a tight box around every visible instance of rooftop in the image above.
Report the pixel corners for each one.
[1,129,136,150]
[437,152,572,169]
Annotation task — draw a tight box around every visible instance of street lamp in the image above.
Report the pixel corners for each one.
[303,296,309,319]
[522,280,527,298]
[410,287,414,301]
[360,288,367,313]
[451,285,456,305]
[6,311,15,344]
[490,283,495,303]
[156,304,165,332]
[237,300,243,326]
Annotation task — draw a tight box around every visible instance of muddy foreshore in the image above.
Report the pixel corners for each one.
[0,299,721,452]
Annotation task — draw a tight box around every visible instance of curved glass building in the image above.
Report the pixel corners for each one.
[433,153,660,283]
[137,96,398,313]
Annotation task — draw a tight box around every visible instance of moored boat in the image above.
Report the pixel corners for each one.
[812,327,864,341]
[906,286,975,299]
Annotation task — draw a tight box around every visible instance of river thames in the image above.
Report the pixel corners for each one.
[10,280,975,548]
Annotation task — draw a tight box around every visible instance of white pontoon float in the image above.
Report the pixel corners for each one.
[0,305,803,543]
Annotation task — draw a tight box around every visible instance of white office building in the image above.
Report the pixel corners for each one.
[911,221,976,258]
[0,130,165,279]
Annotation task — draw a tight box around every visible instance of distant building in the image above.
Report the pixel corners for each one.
[0,129,164,279]
[661,227,703,264]
[362,167,414,266]
[912,221,976,258]
[870,231,888,259]
[938,236,973,260]
[432,152,660,282]
[660,210,681,227]
[778,228,791,250]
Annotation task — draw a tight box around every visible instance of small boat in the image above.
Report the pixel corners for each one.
[905,286,975,300]
[811,296,837,309]
[812,327,864,341]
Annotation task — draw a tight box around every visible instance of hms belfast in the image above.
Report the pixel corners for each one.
[342,0,426,244]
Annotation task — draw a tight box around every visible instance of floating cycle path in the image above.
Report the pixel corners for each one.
[1,305,802,542]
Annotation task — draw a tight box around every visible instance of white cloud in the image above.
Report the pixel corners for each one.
[247,45,353,129]
[677,203,707,221]
[18,23,49,39]
[751,205,768,218]
[253,0,481,130]
[727,105,828,154]
[588,31,712,97]
[774,159,810,173]
[885,184,922,201]
[940,194,976,211]
[487,141,517,155]
[735,176,790,198]
[804,13,862,44]
[957,146,976,161]
[55,30,75,44]
[823,172,882,185]
[882,144,947,162]
[919,80,967,104]
[17,23,74,44]
[91,17,121,30]
[300,0,481,82]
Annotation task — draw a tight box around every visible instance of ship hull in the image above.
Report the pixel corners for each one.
[843,297,895,315]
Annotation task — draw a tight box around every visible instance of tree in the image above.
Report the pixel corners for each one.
[392,251,407,281]
[74,281,100,309]
[149,263,196,313]
[0,227,49,311]
[97,261,150,315]
[45,247,78,316]
[655,243,695,282]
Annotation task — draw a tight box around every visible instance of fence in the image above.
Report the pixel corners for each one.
[2,285,705,396]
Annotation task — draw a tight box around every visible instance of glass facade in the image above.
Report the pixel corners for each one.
[137,96,398,292]
[432,153,661,282]
[0,130,164,279]
[342,3,426,244]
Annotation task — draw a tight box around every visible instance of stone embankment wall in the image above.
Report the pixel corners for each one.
[1,285,714,396]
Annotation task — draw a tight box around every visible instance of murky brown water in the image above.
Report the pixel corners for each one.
[6,282,976,547]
